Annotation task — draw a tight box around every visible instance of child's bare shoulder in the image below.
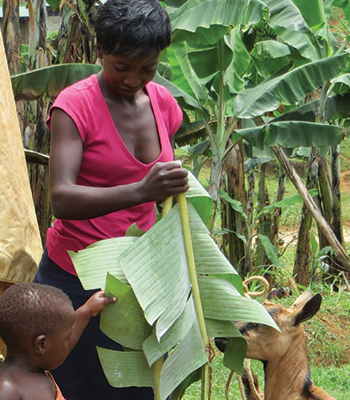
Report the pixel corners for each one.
[0,368,55,400]
[0,378,20,400]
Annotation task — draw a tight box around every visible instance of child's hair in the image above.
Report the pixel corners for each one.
[94,0,171,58]
[0,282,73,347]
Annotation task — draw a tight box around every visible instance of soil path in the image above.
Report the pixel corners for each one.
[340,154,350,193]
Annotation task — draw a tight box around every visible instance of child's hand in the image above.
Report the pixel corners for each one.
[84,290,117,317]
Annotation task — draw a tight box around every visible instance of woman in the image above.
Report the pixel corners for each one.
[34,1,189,399]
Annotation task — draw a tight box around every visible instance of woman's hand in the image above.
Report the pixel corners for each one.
[138,161,189,203]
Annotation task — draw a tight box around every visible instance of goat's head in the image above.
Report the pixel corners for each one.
[215,290,322,362]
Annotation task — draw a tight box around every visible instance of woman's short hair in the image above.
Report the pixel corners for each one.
[94,0,171,58]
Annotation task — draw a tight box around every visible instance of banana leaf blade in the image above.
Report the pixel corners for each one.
[198,276,279,330]
[69,237,137,289]
[97,347,154,388]
[101,273,152,350]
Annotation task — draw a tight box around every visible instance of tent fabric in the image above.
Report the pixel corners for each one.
[0,32,42,283]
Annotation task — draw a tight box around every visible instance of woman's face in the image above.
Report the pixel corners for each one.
[101,51,160,98]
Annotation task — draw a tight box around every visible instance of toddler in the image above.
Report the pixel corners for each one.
[0,282,116,400]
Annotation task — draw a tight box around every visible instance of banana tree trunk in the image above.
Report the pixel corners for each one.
[257,163,271,273]
[331,145,344,247]
[269,166,287,247]
[271,146,350,272]
[2,0,21,75]
[318,155,333,250]
[266,166,287,286]
[28,0,47,69]
[28,100,52,245]
[27,0,51,245]
[208,153,223,234]
[55,0,97,64]
[2,0,26,135]
[293,154,319,286]
[247,171,255,225]
[223,140,249,277]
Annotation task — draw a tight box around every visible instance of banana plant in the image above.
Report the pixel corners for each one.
[68,173,278,399]
[10,0,350,275]
[162,0,350,275]
[219,188,319,271]
[163,0,349,207]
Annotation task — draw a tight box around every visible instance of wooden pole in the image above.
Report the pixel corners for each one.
[271,146,350,271]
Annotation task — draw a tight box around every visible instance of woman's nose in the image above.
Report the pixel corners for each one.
[124,74,141,88]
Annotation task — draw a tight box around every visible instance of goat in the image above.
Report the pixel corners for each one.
[216,290,336,400]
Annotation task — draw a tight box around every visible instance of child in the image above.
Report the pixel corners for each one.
[0,282,116,400]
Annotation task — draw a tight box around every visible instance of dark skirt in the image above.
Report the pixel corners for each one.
[35,247,154,400]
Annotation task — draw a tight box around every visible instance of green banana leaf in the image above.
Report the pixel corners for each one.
[269,93,350,122]
[223,336,247,375]
[331,73,350,94]
[233,53,350,118]
[167,42,209,102]
[11,64,102,101]
[264,0,321,61]
[168,0,267,46]
[10,63,207,116]
[234,121,343,150]
[46,0,60,10]
[250,40,291,80]
[293,0,327,30]
[70,174,278,399]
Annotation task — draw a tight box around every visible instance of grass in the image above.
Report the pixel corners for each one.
[182,356,350,400]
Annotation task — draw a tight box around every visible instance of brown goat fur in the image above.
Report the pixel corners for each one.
[216,290,336,400]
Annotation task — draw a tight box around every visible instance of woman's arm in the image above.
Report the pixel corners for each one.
[49,109,189,220]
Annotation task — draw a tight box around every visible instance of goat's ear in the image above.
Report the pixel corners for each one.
[293,293,322,326]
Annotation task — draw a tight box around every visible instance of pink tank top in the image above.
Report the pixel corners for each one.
[46,75,183,275]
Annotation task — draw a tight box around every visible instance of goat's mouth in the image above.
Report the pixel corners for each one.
[214,322,260,353]
[214,337,228,353]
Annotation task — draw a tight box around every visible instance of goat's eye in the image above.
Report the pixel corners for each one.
[246,322,259,331]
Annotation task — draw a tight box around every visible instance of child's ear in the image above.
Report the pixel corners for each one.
[34,335,47,355]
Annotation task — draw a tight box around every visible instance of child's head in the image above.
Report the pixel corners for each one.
[94,0,171,59]
[0,282,73,349]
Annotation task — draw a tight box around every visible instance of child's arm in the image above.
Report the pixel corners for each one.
[68,291,116,351]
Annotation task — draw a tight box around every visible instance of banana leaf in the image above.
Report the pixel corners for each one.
[264,0,321,61]
[269,93,350,122]
[233,52,350,118]
[10,63,207,116]
[70,174,278,399]
[234,121,343,150]
[168,0,267,46]
[11,64,102,101]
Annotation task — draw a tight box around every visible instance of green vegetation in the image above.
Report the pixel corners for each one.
[176,153,350,399]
